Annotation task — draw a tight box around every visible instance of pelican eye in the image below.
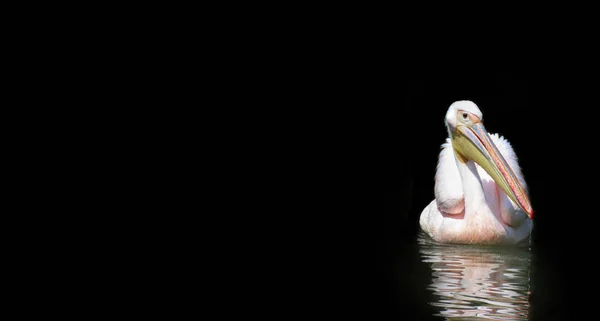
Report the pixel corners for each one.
[462,113,468,119]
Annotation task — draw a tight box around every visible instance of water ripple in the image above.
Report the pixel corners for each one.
[418,232,532,320]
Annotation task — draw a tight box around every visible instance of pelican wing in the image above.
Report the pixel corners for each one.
[478,133,529,227]
[434,138,465,215]
[489,133,527,191]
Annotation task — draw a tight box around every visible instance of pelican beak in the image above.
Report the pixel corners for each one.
[453,121,534,219]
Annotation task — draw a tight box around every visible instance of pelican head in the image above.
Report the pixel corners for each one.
[445,100,533,219]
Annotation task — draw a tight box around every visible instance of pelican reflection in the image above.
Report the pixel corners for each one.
[418,232,532,320]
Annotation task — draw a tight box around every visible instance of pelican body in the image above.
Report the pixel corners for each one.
[419,101,533,245]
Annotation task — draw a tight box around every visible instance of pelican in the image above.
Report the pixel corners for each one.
[419,100,533,245]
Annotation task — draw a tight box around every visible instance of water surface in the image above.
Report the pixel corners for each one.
[418,232,532,320]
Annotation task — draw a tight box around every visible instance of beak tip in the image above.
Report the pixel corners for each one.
[528,209,534,220]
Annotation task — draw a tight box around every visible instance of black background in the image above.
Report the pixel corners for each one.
[378,67,600,320]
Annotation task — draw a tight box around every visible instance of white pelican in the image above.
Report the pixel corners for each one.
[419,100,533,245]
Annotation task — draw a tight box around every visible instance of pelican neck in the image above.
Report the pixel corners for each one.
[455,153,488,217]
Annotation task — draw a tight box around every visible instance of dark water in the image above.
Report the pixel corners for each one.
[381,220,585,321]
[417,232,532,320]
[380,186,588,321]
